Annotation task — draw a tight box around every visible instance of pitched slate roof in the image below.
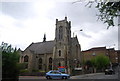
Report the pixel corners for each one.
[71,36,79,44]
[25,40,55,54]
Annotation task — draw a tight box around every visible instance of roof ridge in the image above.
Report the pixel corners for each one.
[33,40,54,44]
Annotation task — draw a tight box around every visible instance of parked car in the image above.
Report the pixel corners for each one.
[46,70,70,79]
[105,69,115,75]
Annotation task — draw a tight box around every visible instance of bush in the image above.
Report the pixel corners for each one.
[32,69,39,72]
[20,69,29,73]
[38,70,45,72]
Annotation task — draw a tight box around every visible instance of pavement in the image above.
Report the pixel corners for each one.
[19,76,46,79]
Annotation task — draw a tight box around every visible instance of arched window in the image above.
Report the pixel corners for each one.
[58,62,61,67]
[59,26,63,40]
[39,65,42,69]
[38,58,42,70]
[39,58,42,64]
[49,57,52,63]
[59,50,61,56]
[48,57,52,70]
[24,55,29,62]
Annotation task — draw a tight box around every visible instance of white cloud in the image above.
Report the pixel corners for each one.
[0,1,118,51]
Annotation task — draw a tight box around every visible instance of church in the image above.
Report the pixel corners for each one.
[19,17,82,74]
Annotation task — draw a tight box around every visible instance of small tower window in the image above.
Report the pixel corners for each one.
[58,50,61,56]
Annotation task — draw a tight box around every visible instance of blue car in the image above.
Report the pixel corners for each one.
[46,70,70,79]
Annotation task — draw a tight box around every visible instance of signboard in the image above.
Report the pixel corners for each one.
[74,67,82,71]
[58,66,66,73]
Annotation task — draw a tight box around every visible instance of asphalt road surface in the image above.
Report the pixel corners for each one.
[19,72,119,81]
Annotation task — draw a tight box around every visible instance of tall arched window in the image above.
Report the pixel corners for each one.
[49,57,52,63]
[49,57,52,70]
[38,58,42,70]
[39,58,42,64]
[59,26,63,40]
[24,55,29,62]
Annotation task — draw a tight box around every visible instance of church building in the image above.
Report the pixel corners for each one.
[19,17,82,74]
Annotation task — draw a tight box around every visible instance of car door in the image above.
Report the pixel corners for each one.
[50,71,62,79]
[54,72,62,79]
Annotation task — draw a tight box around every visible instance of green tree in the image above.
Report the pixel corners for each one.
[1,42,20,81]
[85,60,92,67]
[95,1,120,29]
[95,55,110,70]
[91,57,97,73]
[91,55,110,72]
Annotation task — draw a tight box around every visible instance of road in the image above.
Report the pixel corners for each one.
[71,73,118,79]
[19,72,119,81]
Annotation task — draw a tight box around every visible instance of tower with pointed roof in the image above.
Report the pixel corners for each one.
[52,17,80,74]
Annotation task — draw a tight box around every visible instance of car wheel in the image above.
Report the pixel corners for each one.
[46,76,51,79]
[105,72,107,75]
[62,76,67,79]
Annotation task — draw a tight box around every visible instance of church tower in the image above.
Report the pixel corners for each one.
[53,17,71,73]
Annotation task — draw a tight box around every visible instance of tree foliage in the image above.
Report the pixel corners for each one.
[85,60,92,67]
[84,55,110,72]
[95,1,120,29]
[91,55,110,69]
[73,1,120,29]
[1,42,20,81]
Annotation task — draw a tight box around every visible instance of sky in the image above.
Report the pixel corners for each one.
[0,0,119,51]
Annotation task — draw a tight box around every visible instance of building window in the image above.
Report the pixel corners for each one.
[92,52,96,56]
[39,65,42,69]
[49,57,52,63]
[24,55,29,62]
[36,56,38,58]
[59,26,63,40]
[38,58,42,70]
[59,50,61,56]
[39,58,42,64]
[49,65,52,70]
[58,62,61,67]
[49,57,52,70]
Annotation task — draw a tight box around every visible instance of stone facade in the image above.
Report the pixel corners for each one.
[19,17,81,74]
